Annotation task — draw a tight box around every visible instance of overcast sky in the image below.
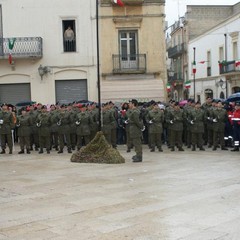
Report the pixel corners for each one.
[165,0,240,27]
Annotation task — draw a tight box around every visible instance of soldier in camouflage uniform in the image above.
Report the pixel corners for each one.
[88,103,99,140]
[166,102,184,151]
[102,103,115,145]
[49,105,59,151]
[146,102,164,152]
[57,105,72,153]
[76,104,93,150]
[36,105,51,154]
[0,104,15,154]
[16,107,32,154]
[28,105,39,151]
[211,100,228,151]
[68,104,77,150]
[188,101,205,151]
[124,107,133,152]
[129,99,144,162]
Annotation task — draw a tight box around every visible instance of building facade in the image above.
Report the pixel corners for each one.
[100,0,167,103]
[166,3,240,101]
[0,0,98,105]
[188,11,240,102]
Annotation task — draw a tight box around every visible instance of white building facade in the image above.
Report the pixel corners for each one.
[0,0,98,105]
[188,12,240,102]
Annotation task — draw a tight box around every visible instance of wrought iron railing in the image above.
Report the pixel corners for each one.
[112,54,146,73]
[219,60,239,74]
[0,37,42,58]
[167,43,185,58]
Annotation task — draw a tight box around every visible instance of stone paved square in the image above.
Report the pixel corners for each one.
[0,144,240,240]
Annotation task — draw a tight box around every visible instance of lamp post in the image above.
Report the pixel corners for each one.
[96,0,101,131]
[193,47,196,101]
[224,33,228,98]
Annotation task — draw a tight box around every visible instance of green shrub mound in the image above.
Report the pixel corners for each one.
[70,131,125,164]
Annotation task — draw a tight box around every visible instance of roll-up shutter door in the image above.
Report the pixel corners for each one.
[0,83,31,105]
[55,79,88,104]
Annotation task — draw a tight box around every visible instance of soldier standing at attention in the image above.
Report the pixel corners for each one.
[36,105,51,154]
[16,107,32,154]
[57,105,72,154]
[123,104,133,153]
[167,102,184,151]
[0,104,15,154]
[146,102,164,152]
[49,104,59,151]
[212,100,228,151]
[188,101,205,151]
[76,104,93,150]
[129,99,144,162]
[102,103,114,145]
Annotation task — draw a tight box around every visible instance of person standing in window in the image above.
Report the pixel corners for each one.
[64,26,75,51]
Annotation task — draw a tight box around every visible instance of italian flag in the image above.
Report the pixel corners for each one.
[235,60,240,67]
[8,38,16,65]
[192,61,196,74]
[185,80,191,89]
[166,83,171,92]
[113,0,124,6]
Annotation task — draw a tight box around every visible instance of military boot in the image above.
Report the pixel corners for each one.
[192,145,196,151]
[67,148,72,154]
[126,147,131,153]
[133,155,142,162]
[18,149,24,154]
[58,149,63,154]
[171,147,175,151]
[38,148,44,154]
[150,147,155,152]
[47,149,50,154]
[231,147,239,152]
[178,147,184,151]
[0,149,6,154]
[221,146,228,150]
[9,149,13,154]
[26,149,31,154]
[199,146,205,151]
[158,147,163,152]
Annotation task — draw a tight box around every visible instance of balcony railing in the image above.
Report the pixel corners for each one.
[101,0,144,5]
[112,54,146,73]
[219,60,240,74]
[168,72,183,81]
[167,43,185,58]
[0,37,42,58]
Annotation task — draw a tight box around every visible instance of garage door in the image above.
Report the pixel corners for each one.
[0,83,31,105]
[55,79,88,104]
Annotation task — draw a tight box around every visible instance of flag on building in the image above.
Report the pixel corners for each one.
[185,80,191,89]
[113,0,124,6]
[192,61,196,74]
[166,83,171,92]
[198,61,208,64]
[8,38,16,65]
[235,60,240,67]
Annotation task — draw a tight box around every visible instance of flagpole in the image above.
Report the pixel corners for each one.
[224,33,228,98]
[96,0,102,131]
[193,47,196,101]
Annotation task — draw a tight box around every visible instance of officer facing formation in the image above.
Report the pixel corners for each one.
[128,99,144,162]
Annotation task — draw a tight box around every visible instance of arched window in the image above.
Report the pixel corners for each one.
[220,91,225,99]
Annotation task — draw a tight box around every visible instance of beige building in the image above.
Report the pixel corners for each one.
[100,0,167,103]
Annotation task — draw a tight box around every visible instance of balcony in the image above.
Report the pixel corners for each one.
[219,60,240,75]
[167,43,185,58]
[168,72,183,82]
[0,37,42,59]
[101,0,144,5]
[112,54,146,73]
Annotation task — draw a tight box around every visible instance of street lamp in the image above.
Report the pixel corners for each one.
[38,65,50,80]
[217,79,226,89]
